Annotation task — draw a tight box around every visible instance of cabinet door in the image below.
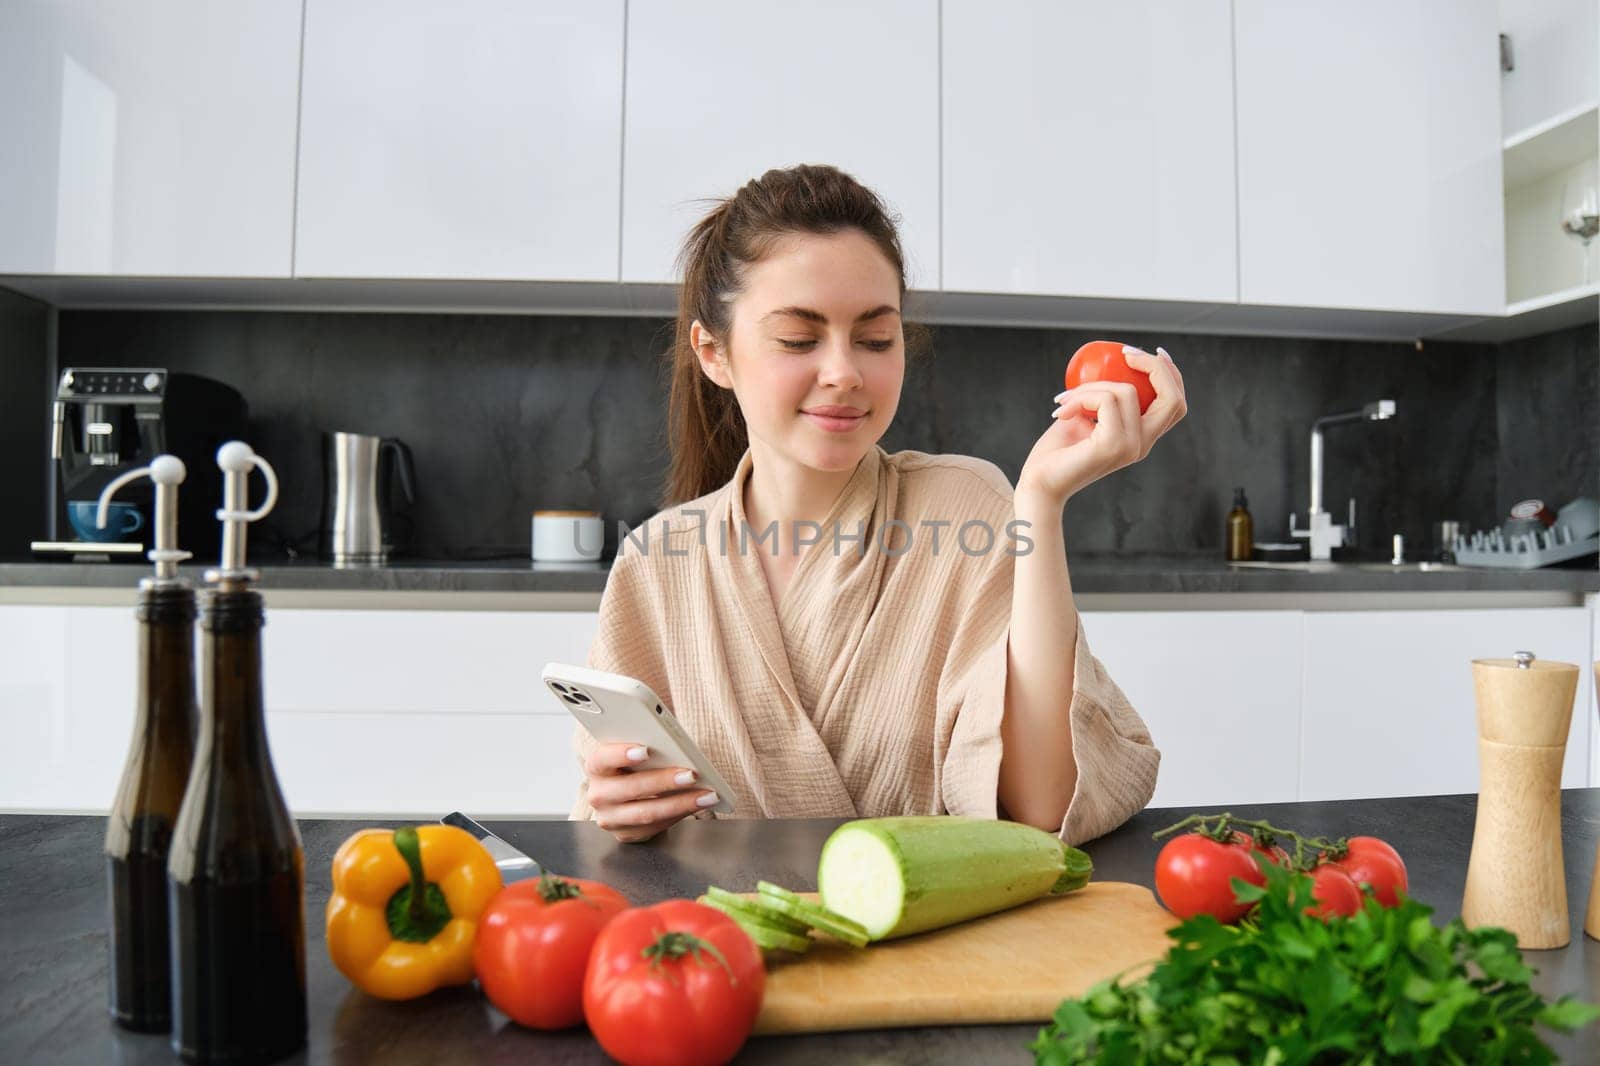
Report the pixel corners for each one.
[0,0,300,276]
[942,0,1237,302]
[1498,0,1599,137]
[1080,610,1303,808]
[1300,608,1593,802]
[0,606,147,812]
[296,0,624,281]
[0,606,73,809]
[1233,0,1504,315]
[620,0,939,288]
[262,609,600,816]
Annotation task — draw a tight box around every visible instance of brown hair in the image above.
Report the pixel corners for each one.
[662,163,927,507]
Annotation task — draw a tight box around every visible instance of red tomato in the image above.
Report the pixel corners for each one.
[1064,340,1157,415]
[473,874,630,1030]
[1243,833,1289,871]
[1328,836,1408,908]
[583,899,765,1066]
[1154,832,1268,923]
[1307,864,1362,920]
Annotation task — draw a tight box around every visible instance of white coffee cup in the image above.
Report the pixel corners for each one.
[532,510,603,562]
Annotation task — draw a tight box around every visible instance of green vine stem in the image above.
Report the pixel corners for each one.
[1153,813,1351,872]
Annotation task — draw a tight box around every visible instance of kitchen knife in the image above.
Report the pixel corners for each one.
[439,811,544,881]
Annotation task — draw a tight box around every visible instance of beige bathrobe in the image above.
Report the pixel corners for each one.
[568,445,1160,845]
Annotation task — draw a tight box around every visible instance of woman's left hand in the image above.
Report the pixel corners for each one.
[1016,345,1188,506]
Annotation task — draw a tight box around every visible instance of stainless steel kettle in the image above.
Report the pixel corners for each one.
[319,431,416,565]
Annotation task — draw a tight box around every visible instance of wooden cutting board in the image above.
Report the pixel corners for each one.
[750,882,1178,1035]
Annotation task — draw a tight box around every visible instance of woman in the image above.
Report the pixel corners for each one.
[570,164,1186,845]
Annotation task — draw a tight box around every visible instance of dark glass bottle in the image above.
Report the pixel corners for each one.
[168,587,306,1063]
[105,583,197,1032]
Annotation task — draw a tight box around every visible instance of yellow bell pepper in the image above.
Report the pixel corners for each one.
[326,825,503,1000]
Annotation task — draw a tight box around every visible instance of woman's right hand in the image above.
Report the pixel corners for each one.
[584,742,721,844]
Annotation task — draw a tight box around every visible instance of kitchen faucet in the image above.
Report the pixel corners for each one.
[1290,399,1396,560]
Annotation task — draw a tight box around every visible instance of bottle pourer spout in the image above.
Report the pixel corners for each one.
[96,454,192,582]
[208,441,279,586]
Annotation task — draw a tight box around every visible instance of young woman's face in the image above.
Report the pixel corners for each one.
[706,228,905,474]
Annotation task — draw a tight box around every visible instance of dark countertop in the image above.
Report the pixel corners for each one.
[3,552,1596,596]
[4,792,1599,1064]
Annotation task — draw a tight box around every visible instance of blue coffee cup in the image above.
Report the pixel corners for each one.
[68,501,144,542]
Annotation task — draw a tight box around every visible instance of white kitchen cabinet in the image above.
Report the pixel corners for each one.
[1233,0,1505,316]
[1498,0,1599,138]
[1300,608,1594,802]
[1080,610,1303,808]
[265,710,583,818]
[295,0,625,281]
[261,608,599,816]
[941,0,1237,303]
[0,604,600,817]
[0,0,301,276]
[620,0,939,288]
[8,601,1591,817]
[0,606,76,810]
[0,606,139,812]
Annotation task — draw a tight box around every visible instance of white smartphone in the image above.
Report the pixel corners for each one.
[541,662,736,815]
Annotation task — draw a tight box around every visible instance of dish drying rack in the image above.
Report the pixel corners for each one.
[1453,526,1599,570]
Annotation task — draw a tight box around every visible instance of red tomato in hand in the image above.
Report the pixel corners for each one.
[1307,864,1362,920]
[1064,340,1157,414]
[1328,836,1408,908]
[473,874,630,1029]
[583,899,765,1066]
[1154,832,1269,923]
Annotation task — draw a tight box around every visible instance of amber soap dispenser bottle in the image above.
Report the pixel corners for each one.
[1226,487,1254,561]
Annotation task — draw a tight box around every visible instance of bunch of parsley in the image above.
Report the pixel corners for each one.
[1031,859,1598,1064]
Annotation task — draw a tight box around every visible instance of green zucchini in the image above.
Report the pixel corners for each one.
[755,882,870,947]
[733,919,811,955]
[697,895,811,954]
[701,886,810,935]
[816,816,1093,941]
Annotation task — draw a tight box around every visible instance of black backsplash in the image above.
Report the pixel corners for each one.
[23,310,1600,563]
[1495,324,1600,520]
[0,289,49,554]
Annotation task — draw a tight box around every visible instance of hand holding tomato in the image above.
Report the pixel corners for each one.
[473,874,629,1029]
[1064,339,1159,414]
[583,899,765,1066]
[1017,339,1188,506]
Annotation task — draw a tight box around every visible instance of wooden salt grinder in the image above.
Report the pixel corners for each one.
[1461,651,1579,949]
[1586,662,1600,941]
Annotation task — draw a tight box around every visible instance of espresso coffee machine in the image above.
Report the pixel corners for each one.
[31,368,247,560]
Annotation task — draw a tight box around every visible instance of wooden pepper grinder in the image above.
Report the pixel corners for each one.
[1461,650,1579,949]
[1586,662,1600,941]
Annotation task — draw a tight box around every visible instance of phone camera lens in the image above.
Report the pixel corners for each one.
[655,705,664,714]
